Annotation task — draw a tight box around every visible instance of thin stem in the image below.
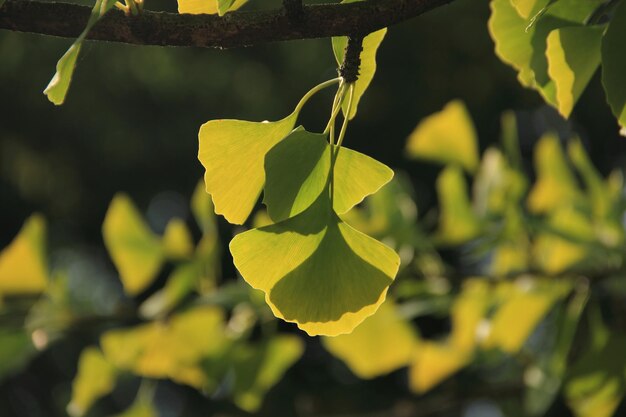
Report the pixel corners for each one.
[333,83,355,155]
[324,80,346,137]
[292,77,341,116]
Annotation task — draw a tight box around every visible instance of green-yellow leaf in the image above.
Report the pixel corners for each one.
[139,263,200,319]
[232,335,304,412]
[0,215,48,295]
[177,0,247,14]
[263,128,393,222]
[406,100,479,173]
[322,300,419,379]
[435,165,482,245]
[527,134,582,213]
[450,279,491,351]
[409,342,472,394]
[44,0,117,105]
[110,401,157,417]
[546,26,603,118]
[191,180,217,234]
[0,328,36,381]
[198,114,298,225]
[230,194,400,336]
[67,348,118,417]
[102,194,164,296]
[332,29,387,119]
[602,0,626,134]
[510,0,550,19]
[162,218,194,259]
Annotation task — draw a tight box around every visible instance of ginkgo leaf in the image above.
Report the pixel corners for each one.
[139,263,200,319]
[333,26,387,120]
[0,215,48,295]
[409,341,472,394]
[263,128,393,222]
[322,300,419,379]
[162,218,194,259]
[177,0,247,15]
[489,0,603,108]
[435,165,482,245]
[527,134,582,213]
[450,279,491,351]
[44,0,117,105]
[565,335,626,417]
[232,335,304,412]
[103,194,164,296]
[191,180,218,234]
[510,0,550,20]
[101,306,227,386]
[230,194,400,336]
[546,26,603,118]
[198,113,298,225]
[406,100,479,173]
[483,279,571,353]
[602,0,626,134]
[67,348,118,417]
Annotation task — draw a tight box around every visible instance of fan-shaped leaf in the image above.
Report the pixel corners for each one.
[230,194,400,336]
[409,342,472,394]
[198,114,298,224]
[67,348,118,417]
[103,194,164,296]
[263,128,393,222]
[162,218,194,259]
[0,215,48,295]
[602,0,626,134]
[177,0,246,14]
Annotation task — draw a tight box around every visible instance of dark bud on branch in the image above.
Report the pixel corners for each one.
[339,35,363,84]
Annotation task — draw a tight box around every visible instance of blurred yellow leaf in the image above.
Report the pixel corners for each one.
[110,400,157,417]
[139,263,200,319]
[406,100,479,173]
[101,306,226,387]
[191,180,217,234]
[528,134,582,213]
[435,165,482,245]
[323,300,419,379]
[67,348,118,417]
[232,335,304,412]
[409,341,471,393]
[450,279,490,351]
[102,194,164,296]
[177,0,246,15]
[162,218,194,260]
[0,215,48,295]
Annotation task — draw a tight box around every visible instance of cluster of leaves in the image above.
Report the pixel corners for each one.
[489,0,626,133]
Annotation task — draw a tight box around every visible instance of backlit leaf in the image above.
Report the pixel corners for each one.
[198,114,298,224]
[602,0,626,134]
[546,26,603,117]
[232,335,304,412]
[162,218,194,259]
[332,28,387,119]
[527,134,582,213]
[139,263,200,319]
[67,348,118,417]
[103,194,164,296]
[450,279,491,351]
[323,300,419,379]
[0,215,48,295]
[510,0,550,19]
[177,0,246,14]
[409,342,472,393]
[230,194,400,336]
[406,100,479,173]
[263,128,393,222]
[44,0,117,105]
[435,165,481,245]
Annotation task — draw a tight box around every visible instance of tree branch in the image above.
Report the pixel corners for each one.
[0,0,454,49]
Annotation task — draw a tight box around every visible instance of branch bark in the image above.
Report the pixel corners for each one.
[0,0,454,49]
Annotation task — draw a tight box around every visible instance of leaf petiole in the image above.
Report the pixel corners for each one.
[293,77,341,116]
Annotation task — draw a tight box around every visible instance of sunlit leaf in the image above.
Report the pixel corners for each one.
[332,23,386,119]
[510,0,550,19]
[323,300,419,379]
[263,128,393,222]
[102,194,164,296]
[162,218,194,259]
[177,0,246,14]
[198,114,298,225]
[483,278,571,353]
[409,342,472,393]
[44,0,117,105]
[139,263,200,319]
[0,215,48,295]
[101,306,227,387]
[450,279,491,351]
[232,335,304,412]
[602,0,626,134]
[67,348,118,417]
[527,134,582,213]
[406,100,479,173]
[546,26,603,117]
[565,335,626,417]
[230,194,400,336]
[435,165,481,245]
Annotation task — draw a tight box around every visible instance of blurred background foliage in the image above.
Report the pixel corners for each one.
[2,0,626,416]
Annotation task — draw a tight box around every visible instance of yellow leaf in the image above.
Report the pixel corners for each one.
[450,279,490,351]
[162,218,194,259]
[409,341,472,393]
[0,215,48,295]
[102,194,164,296]
[177,0,247,15]
[323,300,419,379]
[67,348,117,417]
[406,100,479,173]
